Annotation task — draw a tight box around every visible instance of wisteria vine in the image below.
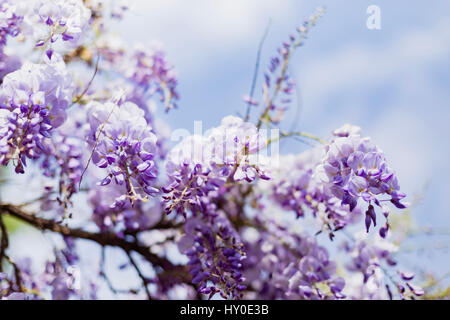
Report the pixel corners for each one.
[0,2,432,301]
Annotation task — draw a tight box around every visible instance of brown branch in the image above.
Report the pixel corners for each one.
[5,254,23,290]
[0,214,25,291]
[0,202,198,298]
[0,215,9,272]
[0,203,174,270]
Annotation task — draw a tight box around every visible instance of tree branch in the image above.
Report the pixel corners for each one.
[0,203,177,271]
[0,214,8,272]
[0,203,199,299]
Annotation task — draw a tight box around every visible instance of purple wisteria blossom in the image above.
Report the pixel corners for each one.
[39,133,83,214]
[208,116,268,181]
[97,38,179,112]
[88,183,162,234]
[163,135,221,217]
[266,148,362,237]
[85,101,159,206]
[180,212,247,300]
[316,124,408,237]
[241,218,345,300]
[341,233,424,299]
[0,0,23,51]
[23,0,91,58]
[163,115,268,217]
[0,53,72,173]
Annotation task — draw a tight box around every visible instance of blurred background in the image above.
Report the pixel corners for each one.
[3,0,449,298]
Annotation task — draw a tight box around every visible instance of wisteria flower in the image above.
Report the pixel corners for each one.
[22,0,91,58]
[163,115,269,217]
[0,53,72,172]
[86,101,159,206]
[315,125,408,237]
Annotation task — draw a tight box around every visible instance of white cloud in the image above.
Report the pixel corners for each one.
[116,0,301,74]
[130,0,298,42]
[300,18,450,109]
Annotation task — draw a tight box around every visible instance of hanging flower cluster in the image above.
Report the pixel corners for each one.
[39,132,84,215]
[316,124,407,237]
[97,37,179,113]
[180,212,247,300]
[0,0,23,50]
[341,233,424,299]
[88,183,162,234]
[0,53,72,173]
[85,101,159,206]
[163,115,269,217]
[24,0,91,58]
[240,215,345,300]
[266,147,362,238]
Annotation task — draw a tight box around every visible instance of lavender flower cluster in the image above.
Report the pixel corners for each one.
[180,213,246,300]
[0,0,91,61]
[242,219,346,300]
[163,115,268,217]
[0,53,72,173]
[267,147,361,237]
[316,124,407,237]
[342,233,424,299]
[85,101,159,206]
[24,0,91,59]
[88,182,162,234]
[0,0,22,51]
[97,38,179,113]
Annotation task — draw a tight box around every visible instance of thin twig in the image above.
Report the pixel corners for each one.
[126,251,152,300]
[244,19,272,122]
[99,247,138,295]
[282,131,327,145]
[266,130,327,147]
[5,254,23,290]
[287,64,303,133]
[99,247,118,295]
[78,103,117,188]
[70,53,100,108]
[0,215,9,272]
